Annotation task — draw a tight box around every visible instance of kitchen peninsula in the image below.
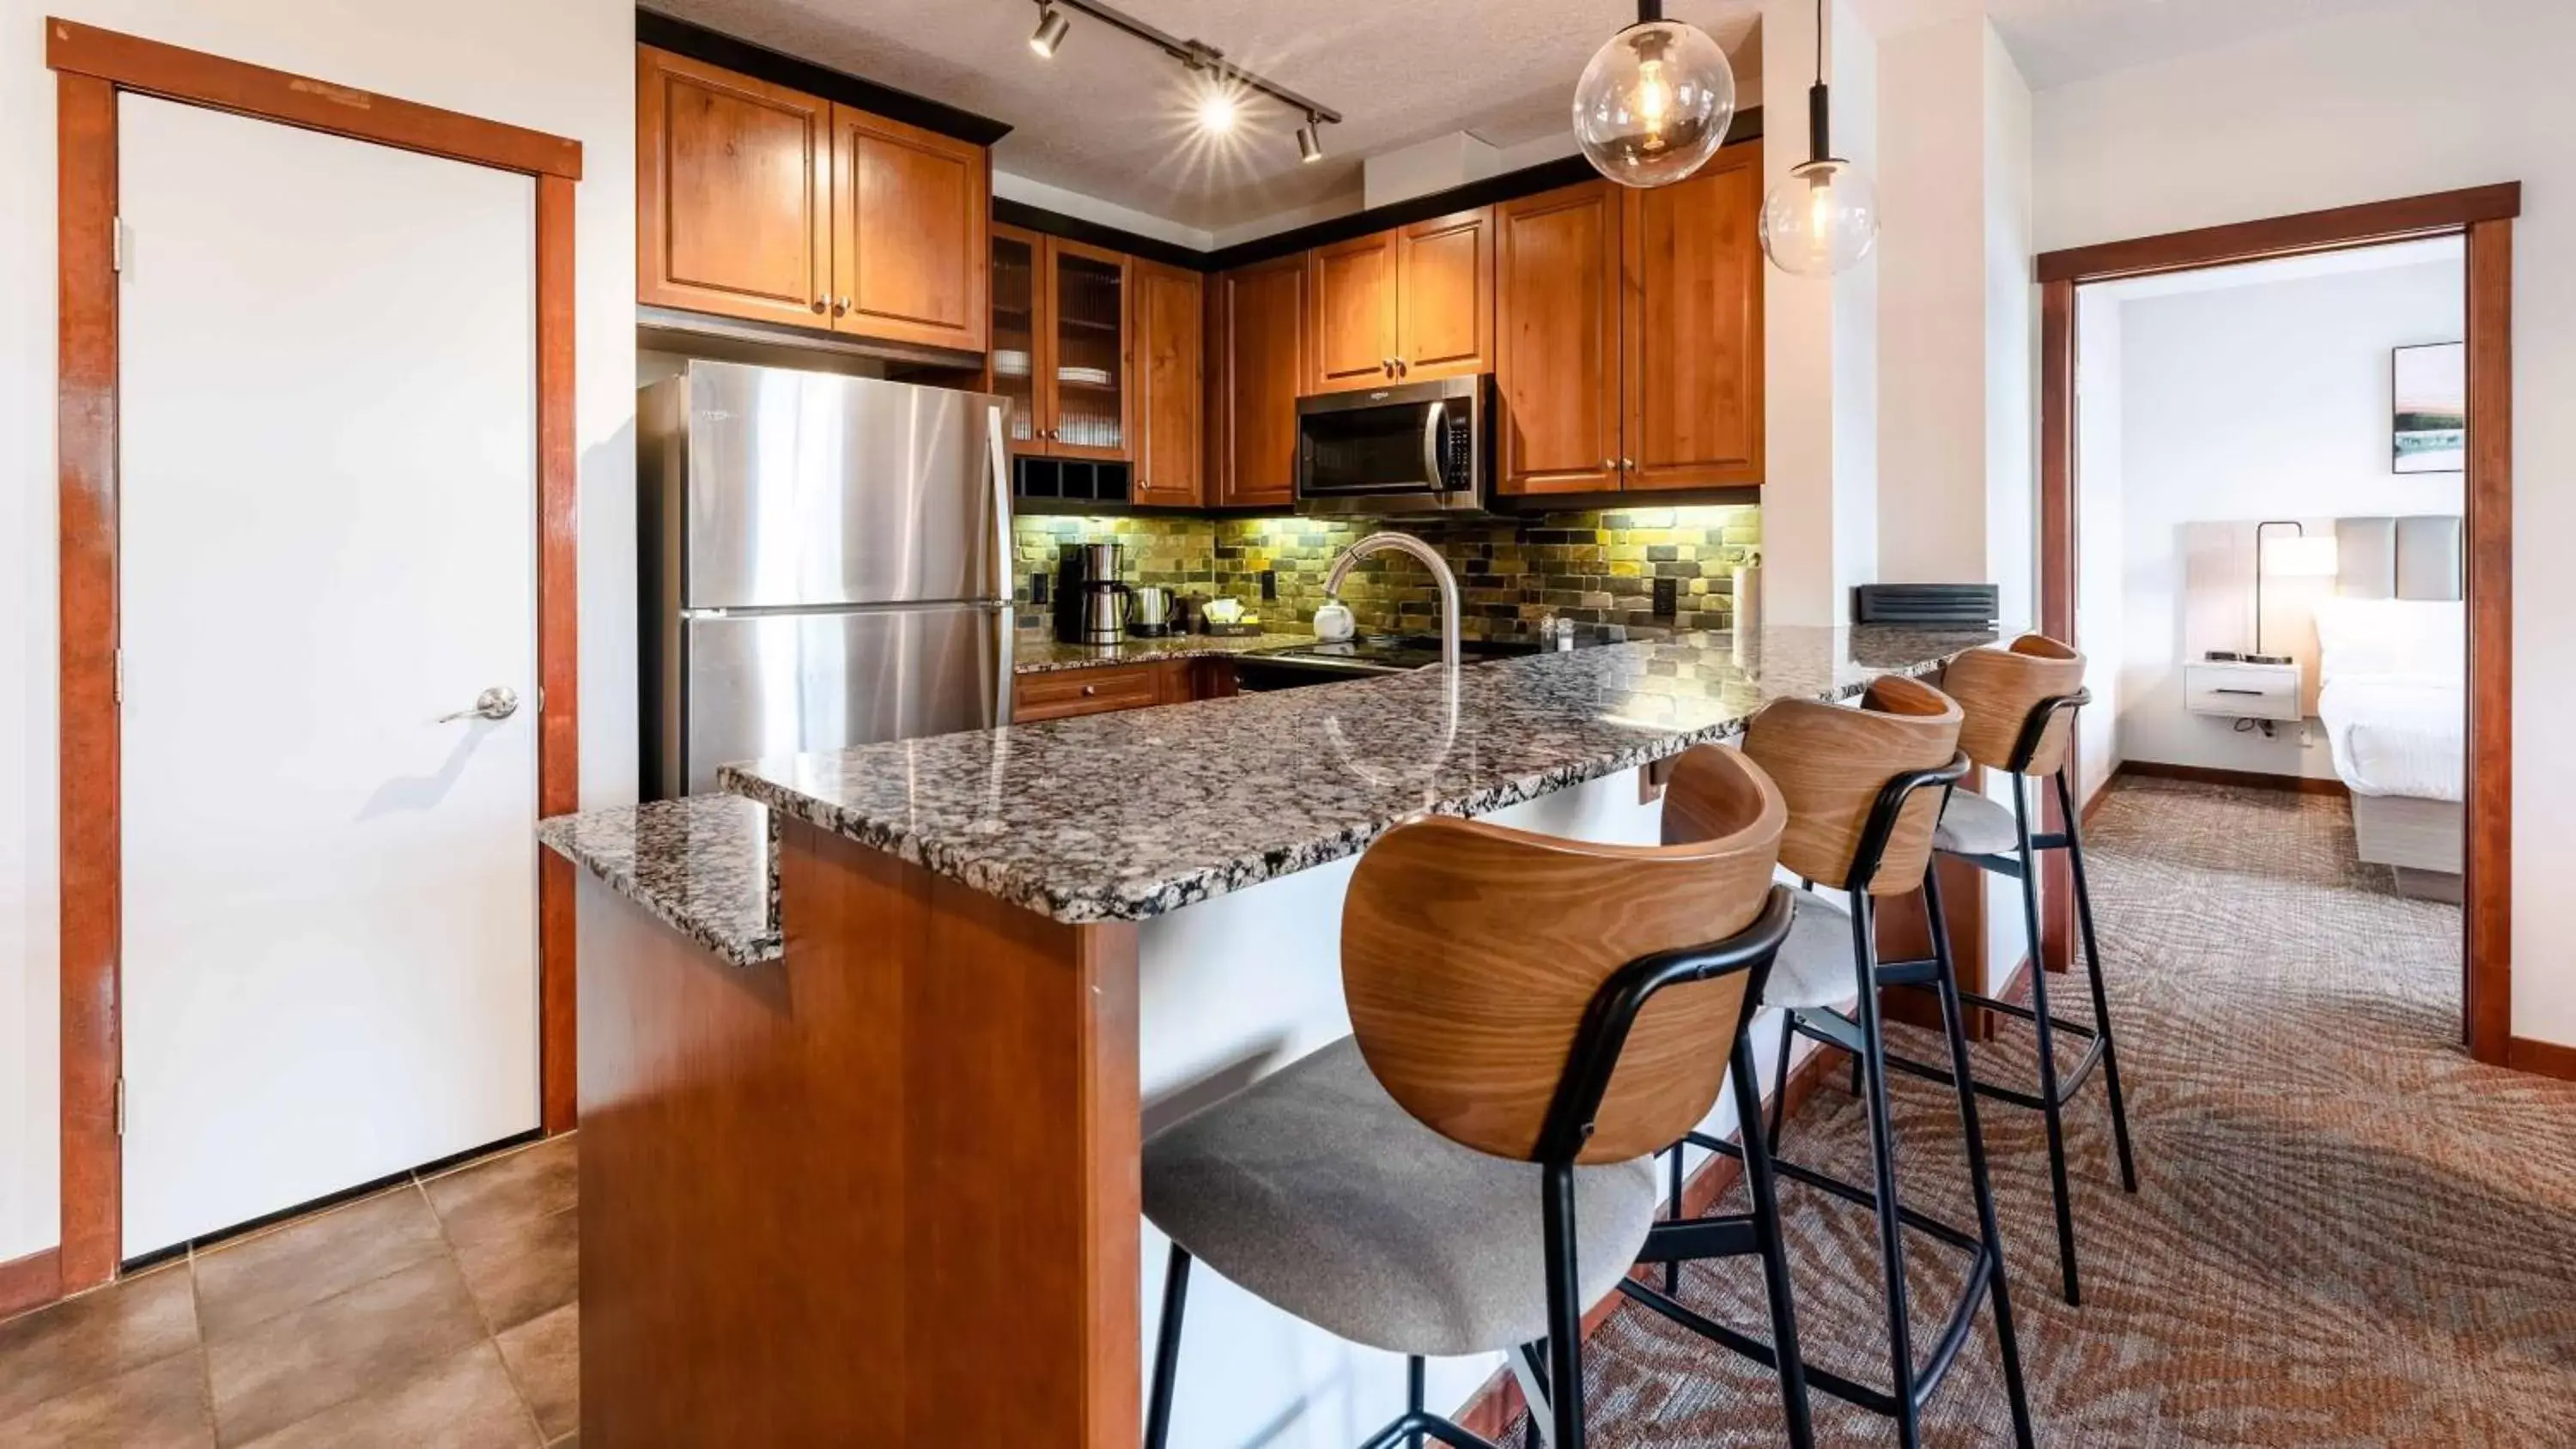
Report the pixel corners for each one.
[542,622,2001,1446]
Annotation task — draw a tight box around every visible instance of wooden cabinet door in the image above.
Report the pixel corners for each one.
[1624,142,1764,490]
[1394,207,1494,382]
[1495,183,1622,496]
[829,104,988,354]
[1041,238,1132,460]
[1133,260,1204,505]
[1214,255,1304,508]
[990,223,1045,454]
[637,46,832,328]
[1307,231,1397,392]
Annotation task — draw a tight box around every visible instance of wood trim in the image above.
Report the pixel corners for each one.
[1450,1041,1852,1440]
[2116,760,2349,797]
[536,173,581,1134]
[2464,218,2513,1064]
[0,1247,65,1324]
[2033,183,2519,283]
[2505,1036,2576,1082]
[50,22,584,1292]
[2037,281,2078,974]
[45,17,580,179]
[56,69,122,1295]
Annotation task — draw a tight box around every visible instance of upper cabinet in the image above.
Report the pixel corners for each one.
[1307,207,1493,391]
[638,45,988,355]
[1210,254,1305,509]
[637,47,833,329]
[993,225,1134,461]
[1133,260,1205,506]
[1494,142,1764,496]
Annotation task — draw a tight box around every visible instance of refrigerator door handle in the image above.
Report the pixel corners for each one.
[987,400,1012,597]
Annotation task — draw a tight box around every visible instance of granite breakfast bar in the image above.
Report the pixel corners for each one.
[542,623,2002,1447]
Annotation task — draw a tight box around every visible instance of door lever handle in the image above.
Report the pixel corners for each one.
[439,686,519,723]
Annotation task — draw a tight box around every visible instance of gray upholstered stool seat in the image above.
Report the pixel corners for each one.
[1141,1037,1660,1359]
[1758,888,1862,1011]
[1933,788,2018,857]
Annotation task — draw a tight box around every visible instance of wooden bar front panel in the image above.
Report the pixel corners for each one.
[577,822,1141,1446]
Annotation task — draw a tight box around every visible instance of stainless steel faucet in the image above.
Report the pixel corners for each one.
[1322,531,1461,670]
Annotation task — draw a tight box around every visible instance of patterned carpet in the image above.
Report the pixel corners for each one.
[1554,776,2576,1447]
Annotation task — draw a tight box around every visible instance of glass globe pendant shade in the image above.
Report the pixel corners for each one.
[1573,18,1736,188]
[1759,156,1880,276]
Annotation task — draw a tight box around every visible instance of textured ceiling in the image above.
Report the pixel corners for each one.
[1852,0,2419,89]
[649,0,1763,232]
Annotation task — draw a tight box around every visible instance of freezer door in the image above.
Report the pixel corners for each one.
[676,604,1013,796]
[681,361,1010,609]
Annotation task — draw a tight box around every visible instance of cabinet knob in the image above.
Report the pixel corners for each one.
[1081,683,1099,697]
[1603,458,1618,471]
[833,295,851,317]
[1622,458,1636,470]
[811,299,828,314]
[1381,357,1395,376]
[1395,358,1409,375]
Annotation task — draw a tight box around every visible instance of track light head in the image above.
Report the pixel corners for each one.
[1030,3,1071,58]
[1296,118,1324,163]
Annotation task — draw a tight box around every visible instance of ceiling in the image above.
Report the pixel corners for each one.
[649,0,1763,233]
[1852,0,2416,89]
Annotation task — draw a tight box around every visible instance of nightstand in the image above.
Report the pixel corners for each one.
[2184,660,2301,721]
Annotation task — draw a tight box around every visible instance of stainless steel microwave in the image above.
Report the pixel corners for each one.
[1293,374,1488,516]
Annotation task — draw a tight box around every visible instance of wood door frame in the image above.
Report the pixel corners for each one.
[2035,183,2519,1067]
[47,16,584,1294]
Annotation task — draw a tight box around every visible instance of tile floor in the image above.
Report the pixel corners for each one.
[0,1134,577,1447]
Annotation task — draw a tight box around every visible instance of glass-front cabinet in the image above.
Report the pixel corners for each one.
[991,223,1132,461]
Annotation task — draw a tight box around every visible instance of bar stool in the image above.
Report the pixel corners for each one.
[1140,745,1812,1449]
[1897,633,2139,1306]
[1627,676,2036,1449]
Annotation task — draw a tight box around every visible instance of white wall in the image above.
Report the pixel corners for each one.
[0,0,639,1263]
[2073,288,2123,802]
[2111,257,2465,780]
[2032,0,2575,1046]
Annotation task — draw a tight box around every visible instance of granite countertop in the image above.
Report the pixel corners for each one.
[538,794,781,967]
[1012,632,1315,674]
[720,623,2002,926]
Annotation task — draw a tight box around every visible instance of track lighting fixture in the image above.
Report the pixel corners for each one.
[1296,117,1324,163]
[1029,3,1071,58]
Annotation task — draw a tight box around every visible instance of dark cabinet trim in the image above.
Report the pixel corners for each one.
[637,9,1012,148]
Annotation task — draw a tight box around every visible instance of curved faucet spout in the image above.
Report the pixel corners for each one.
[1321,531,1461,671]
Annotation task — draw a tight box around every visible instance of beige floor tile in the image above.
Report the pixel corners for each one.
[450,1206,575,1334]
[0,1349,214,1449]
[0,1264,200,1422]
[494,1301,576,1441]
[194,1186,448,1342]
[234,1341,538,1449]
[205,1255,487,1446]
[424,1138,575,1252]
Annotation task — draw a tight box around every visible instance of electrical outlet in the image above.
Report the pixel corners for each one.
[1652,577,1679,619]
[1260,569,1278,601]
[1030,571,1051,605]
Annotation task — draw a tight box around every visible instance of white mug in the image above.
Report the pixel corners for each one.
[1312,600,1356,641]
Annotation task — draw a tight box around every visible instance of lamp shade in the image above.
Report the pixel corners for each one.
[2261,534,2341,579]
[1573,18,1736,188]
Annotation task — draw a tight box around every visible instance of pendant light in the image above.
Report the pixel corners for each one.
[1760,0,1879,275]
[1573,0,1736,189]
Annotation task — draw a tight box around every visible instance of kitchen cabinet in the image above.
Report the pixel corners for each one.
[1011,658,1232,722]
[1494,183,1623,495]
[637,45,989,354]
[993,225,1133,460]
[1307,207,1493,391]
[1493,142,1763,495]
[1209,253,1305,509]
[1133,259,1205,505]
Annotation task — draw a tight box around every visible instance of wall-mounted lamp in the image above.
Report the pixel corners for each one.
[2254,519,2339,655]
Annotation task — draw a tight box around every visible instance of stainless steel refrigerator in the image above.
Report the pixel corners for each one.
[639,360,1013,799]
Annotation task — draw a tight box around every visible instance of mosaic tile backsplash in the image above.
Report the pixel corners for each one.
[1012,506,1760,642]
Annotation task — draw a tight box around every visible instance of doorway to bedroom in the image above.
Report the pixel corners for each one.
[2063,233,2470,1026]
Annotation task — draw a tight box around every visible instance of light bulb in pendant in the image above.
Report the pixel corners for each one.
[1573,16,1734,188]
[1760,155,1879,277]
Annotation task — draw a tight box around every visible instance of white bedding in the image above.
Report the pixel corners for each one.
[2318,676,2464,801]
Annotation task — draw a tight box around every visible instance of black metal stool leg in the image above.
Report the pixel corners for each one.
[1925,867,2038,1449]
[1767,1008,1796,1152]
[1541,1162,1589,1449]
[1846,893,1923,1449]
[2013,783,2083,1307]
[1406,1355,1427,1449]
[2057,768,2139,1194]
[1732,1022,1817,1449]
[1145,1243,1191,1449]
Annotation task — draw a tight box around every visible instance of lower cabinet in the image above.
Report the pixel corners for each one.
[1012,658,1236,723]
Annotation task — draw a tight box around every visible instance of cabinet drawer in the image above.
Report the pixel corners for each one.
[1014,664,1165,721]
[2184,664,2301,721]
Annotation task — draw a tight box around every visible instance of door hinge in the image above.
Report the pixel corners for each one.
[115,1076,126,1137]
[112,216,128,273]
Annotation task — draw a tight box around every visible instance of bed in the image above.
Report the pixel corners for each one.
[2316,517,2465,899]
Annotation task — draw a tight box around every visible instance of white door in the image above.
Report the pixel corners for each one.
[117,94,541,1257]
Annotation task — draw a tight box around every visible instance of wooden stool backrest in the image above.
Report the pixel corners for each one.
[1740,674,1963,895]
[1343,745,1785,1165]
[1945,634,2087,777]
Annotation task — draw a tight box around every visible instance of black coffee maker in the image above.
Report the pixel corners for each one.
[1051,543,1130,646]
